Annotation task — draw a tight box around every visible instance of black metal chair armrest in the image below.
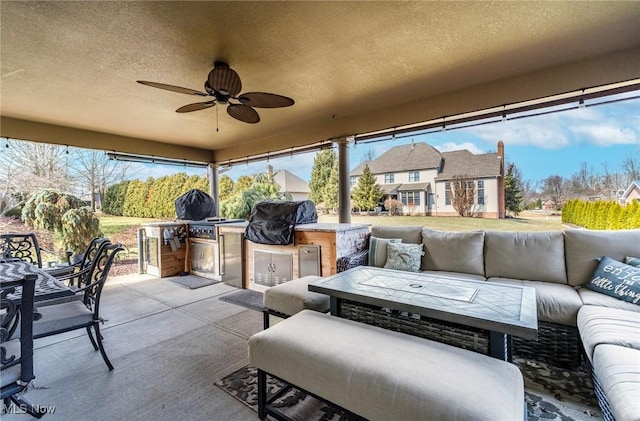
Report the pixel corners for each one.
[337,248,369,273]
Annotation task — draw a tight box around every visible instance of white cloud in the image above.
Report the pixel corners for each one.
[435,142,484,154]
[570,124,638,146]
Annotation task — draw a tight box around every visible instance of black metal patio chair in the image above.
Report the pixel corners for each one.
[1,274,44,418]
[31,242,124,371]
[1,233,72,274]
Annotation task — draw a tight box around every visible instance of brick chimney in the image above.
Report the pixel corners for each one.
[497,141,505,219]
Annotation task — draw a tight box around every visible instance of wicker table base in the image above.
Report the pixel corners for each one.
[341,300,493,355]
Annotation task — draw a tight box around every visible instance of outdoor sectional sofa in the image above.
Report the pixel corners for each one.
[336,225,640,420]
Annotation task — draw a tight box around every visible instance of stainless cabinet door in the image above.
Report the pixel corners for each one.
[191,242,215,274]
[270,252,293,285]
[254,250,273,286]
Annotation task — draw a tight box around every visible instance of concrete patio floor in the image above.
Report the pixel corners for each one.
[3,273,263,421]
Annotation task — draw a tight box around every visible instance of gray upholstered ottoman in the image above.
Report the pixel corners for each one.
[262,275,329,328]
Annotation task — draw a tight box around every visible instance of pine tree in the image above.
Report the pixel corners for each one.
[323,159,340,212]
[504,163,523,216]
[351,165,383,212]
[309,150,337,204]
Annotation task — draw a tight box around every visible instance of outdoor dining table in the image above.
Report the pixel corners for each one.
[0,259,76,304]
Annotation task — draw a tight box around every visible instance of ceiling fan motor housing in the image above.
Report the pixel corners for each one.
[208,62,242,97]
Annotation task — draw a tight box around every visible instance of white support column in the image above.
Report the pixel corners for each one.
[337,137,351,223]
[208,163,220,217]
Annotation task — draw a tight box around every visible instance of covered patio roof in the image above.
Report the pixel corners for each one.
[1,2,639,165]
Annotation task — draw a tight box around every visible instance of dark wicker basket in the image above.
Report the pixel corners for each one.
[512,320,582,368]
[340,300,490,355]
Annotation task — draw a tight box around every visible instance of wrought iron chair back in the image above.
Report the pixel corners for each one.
[32,242,124,370]
[57,237,111,288]
[0,233,42,268]
[79,241,122,311]
[1,274,45,417]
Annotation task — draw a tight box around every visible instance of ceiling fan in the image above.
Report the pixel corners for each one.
[137,61,294,124]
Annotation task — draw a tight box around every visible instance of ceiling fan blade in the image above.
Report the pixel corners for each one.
[227,104,260,124]
[176,101,216,113]
[137,80,208,96]
[237,92,295,108]
[208,62,242,96]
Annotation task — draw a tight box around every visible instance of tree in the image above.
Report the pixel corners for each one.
[308,149,337,204]
[323,159,339,212]
[218,175,234,201]
[449,174,477,217]
[362,148,376,163]
[220,171,292,219]
[622,153,640,185]
[541,175,566,211]
[0,138,72,214]
[233,175,254,195]
[351,165,382,212]
[72,150,119,210]
[504,164,523,216]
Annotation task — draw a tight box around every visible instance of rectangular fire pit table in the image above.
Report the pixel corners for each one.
[308,266,537,360]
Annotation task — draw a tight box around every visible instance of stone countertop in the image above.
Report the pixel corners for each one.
[295,223,370,232]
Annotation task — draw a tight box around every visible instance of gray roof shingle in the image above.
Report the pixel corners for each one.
[435,150,502,180]
[350,143,442,176]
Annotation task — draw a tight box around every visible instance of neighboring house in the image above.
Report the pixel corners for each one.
[269,165,310,201]
[349,141,505,218]
[620,180,640,206]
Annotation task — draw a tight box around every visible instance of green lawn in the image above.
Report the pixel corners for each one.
[318,210,565,232]
[97,211,566,248]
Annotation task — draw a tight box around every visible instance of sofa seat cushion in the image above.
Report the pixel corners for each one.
[371,225,423,244]
[421,229,485,276]
[593,344,640,421]
[564,229,640,287]
[485,231,567,284]
[420,270,486,282]
[577,306,640,363]
[263,276,328,316]
[579,287,640,313]
[488,278,582,326]
[249,310,525,421]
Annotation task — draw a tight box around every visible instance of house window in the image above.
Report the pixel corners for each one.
[477,180,484,205]
[350,176,358,187]
[445,182,451,205]
[409,171,420,182]
[384,173,394,183]
[401,191,420,206]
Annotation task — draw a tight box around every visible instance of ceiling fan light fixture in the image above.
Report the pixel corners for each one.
[208,62,242,97]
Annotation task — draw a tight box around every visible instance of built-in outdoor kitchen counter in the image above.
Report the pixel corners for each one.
[243,223,370,290]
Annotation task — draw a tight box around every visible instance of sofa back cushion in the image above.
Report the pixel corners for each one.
[565,229,640,286]
[370,226,423,244]
[484,231,567,284]
[421,229,485,276]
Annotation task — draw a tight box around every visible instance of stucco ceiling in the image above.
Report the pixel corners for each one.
[1,1,639,164]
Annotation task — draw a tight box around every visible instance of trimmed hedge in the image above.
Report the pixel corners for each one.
[562,199,640,230]
[103,173,209,218]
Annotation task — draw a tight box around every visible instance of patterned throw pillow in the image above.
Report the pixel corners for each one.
[368,237,402,267]
[384,242,425,273]
[625,256,640,268]
[587,256,640,305]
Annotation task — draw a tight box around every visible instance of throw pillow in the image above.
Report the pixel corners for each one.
[587,256,640,305]
[384,242,424,273]
[625,256,640,268]
[368,237,402,267]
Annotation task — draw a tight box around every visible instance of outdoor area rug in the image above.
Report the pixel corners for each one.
[168,275,221,289]
[215,358,602,421]
[218,289,266,312]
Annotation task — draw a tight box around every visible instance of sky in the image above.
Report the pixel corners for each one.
[136,93,640,187]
